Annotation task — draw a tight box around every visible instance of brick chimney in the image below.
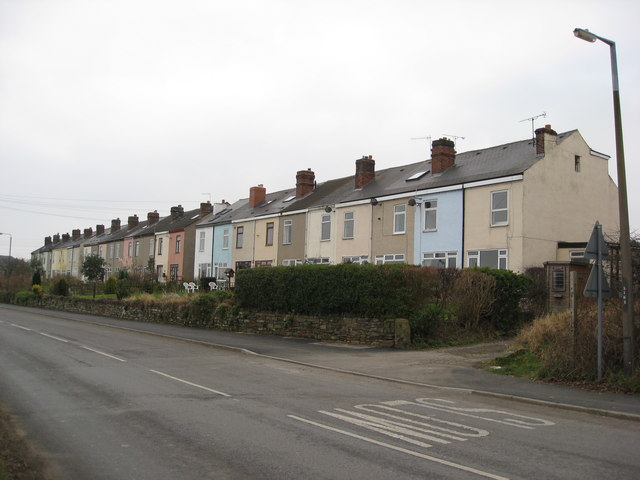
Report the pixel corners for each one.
[84,228,93,239]
[96,224,105,235]
[355,155,375,189]
[44,236,52,246]
[72,229,81,241]
[147,211,160,225]
[170,205,184,219]
[62,233,70,242]
[53,234,60,244]
[296,168,315,198]
[111,218,121,232]
[128,214,139,229]
[535,124,558,155]
[249,184,267,207]
[431,138,456,174]
[200,201,214,216]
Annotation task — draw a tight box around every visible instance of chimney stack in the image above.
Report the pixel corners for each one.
[170,205,184,219]
[111,218,121,232]
[535,124,558,155]
[96,224,105,236]
[53,234,60,244]
[355,155,375,189]
[147,211,160,224]
[84,228,93,239]
[44,236,52,246]
[62,233,70,242]
[431,138,456,174]
[296,168,316,198]
[72,229,81,241]
[249,184,267,207]
[128,214,139,229]
[200,201,214,216]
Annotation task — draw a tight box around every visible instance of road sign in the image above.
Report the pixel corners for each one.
[583,265,611,298]
[583,221,610,260]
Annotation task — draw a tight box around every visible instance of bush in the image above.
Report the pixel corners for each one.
[115,279,130,300]
[31,284,42,295]
[14,291,36,305]
[104,276,117,294]
[50,278,69,296]
[450,269,496,330]
[477,268,532,334]
[31,270,42,287]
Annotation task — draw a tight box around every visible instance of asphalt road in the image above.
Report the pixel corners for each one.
[1,306,639,480]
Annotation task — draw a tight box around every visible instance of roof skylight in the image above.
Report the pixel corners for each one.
[283,195,296,202]
[406,170,429,181]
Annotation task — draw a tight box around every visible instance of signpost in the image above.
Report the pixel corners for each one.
[583,221,610,380]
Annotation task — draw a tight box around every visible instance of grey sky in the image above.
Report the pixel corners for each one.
[1,0,639,260]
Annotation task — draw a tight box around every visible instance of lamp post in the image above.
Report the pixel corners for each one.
[574,28,635,374]
[0,232,11,258]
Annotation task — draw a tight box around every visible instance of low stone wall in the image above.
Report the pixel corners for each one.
[15,295,409,348]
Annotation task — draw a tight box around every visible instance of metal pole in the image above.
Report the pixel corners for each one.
[597,223,603,380]
[574,29,635,374]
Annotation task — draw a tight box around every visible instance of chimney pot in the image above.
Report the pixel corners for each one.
[127,215,139,229]
[72,229,81,241]
[111,218,121,232]
[147,210,160,224]
[83,228,93,239]
[200,201,214,216]
[534,124,558,155]
[170,205,185,219]
[45,236,52,246]
[96,225,105,235]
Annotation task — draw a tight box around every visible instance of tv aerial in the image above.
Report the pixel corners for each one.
[520,112,547,142]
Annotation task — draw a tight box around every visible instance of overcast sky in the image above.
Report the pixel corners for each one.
[1,0,639,260]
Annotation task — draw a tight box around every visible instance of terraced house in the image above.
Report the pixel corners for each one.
[33,125,619,281]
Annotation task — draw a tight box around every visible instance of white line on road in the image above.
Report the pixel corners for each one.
[288,415,510,480]
[80,345,127,362]
[10,323,32,331]
[149,369,231,397]
[39,332,69,343]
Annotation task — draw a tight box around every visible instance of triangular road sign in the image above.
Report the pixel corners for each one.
[584,221,610,260]
[584,265,612,298]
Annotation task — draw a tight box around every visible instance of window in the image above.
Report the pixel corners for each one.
[134,240,140,257]
[255,260,273,267]
[199,231,206,252]
[491,190,508,226]
[158,238,163,255]
[236,226,244,248]
[393,205,406,234]
[283,259,303,266]
[109,244,114,259]
[375,254,405,265]
[116,243,122,258]
[169,264,179,281]
[214,262,228,281]
[343,212,354,239]
[552,268,565,291]
[198,263,211,279]
[423,200,437,231]
[307,257,331,265]
[266,222,274,246]
[321,214,331,241]
[283,220,292,245]
[570,250,585,259]
[175,235,181,253]
[574,155,581,173]
[222,228,230,250]
[468,249,508,270]
[342,255,369,264]
[423,251,457,268]
[149,238,155,256]
[235,260,251,270]
[128,241,132,257]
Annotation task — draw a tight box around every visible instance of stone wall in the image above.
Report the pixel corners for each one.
[16,295,409,348]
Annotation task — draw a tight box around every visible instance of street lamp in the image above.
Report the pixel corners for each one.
[574,28,635,374]
[0,232,11,259]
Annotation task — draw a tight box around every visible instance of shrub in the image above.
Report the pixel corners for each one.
[31,284,43,295]
[450,269,496,330]
[14,291,36,305]
[31,270,42,287]
[115,279,131,300]
[50,278,69,296]
[477,268,533,333]
[104,276,117,294]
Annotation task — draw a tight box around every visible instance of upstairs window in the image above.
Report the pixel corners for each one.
[321,214,331,241]
[222,228,230,250]
[393,204,406,234]
[157,238,163,255]
[236,226,244,249]
[199,231,206,252]
[343,211,354,239]
[266,222,274,246]
[423,200,438,231]
[491,190,508,226]
[175,235,181,254]
[283,220,292,245]
[574,155,581,173]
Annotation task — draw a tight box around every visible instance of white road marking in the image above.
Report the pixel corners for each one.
[288,415,510,480]
[39,332,69,343]
[10,323,32,331]
[80,345,127,362]
[149,369,231,397]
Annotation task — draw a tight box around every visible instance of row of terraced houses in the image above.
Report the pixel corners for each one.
[32,126,620,285]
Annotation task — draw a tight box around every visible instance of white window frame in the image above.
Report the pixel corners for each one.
[283,219,292,245]
[236,226,244,249]
[199,231,206,252]
[157,238,163,255]
[491,190,509,227]
[423,199,438,232]
[175,235,181,254]
[467,249,508,270]
[343,211,354,239]
[222,228,230,250]
[307,257,331,265]
[342,255,369,264]
[135,240,140,257]
[283,258,303,266]
[321,214,331,241]
[570,250,585,259]
[266,222,274,246]
[375,254,405,265]
[393,204,406,234]
[422,251,457,268]
[149,238,155,256]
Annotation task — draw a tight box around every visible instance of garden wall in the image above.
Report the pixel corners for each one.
[14,295,409,348]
